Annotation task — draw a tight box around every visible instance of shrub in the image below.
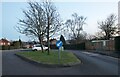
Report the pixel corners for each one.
[0,46,2,50]
[2,45,10,50]
[10,46,15,49]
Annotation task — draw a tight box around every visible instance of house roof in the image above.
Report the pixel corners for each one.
[92,40,109,43]
[0,38,10,43]
[50,39,57,42]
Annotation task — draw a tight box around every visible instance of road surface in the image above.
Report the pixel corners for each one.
[2,49,119,75]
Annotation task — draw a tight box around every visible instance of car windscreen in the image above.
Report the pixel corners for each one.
[35,45,41,47]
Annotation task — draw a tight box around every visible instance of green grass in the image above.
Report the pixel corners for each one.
[16,51,81,65]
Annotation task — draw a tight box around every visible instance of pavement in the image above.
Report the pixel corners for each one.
[2,49,119,75]
[86,50,120,59]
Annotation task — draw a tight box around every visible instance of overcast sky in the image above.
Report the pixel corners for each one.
[0,0,119,41]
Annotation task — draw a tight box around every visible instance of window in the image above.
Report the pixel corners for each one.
[35,45,41,47]
[8,43,10,45]
[1,43,3,45]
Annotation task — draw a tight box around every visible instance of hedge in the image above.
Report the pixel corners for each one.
[49,42,85,50]
[0,45,20,50]
[1,45,10,50]
[64,43,85,50]
[115,36,120,51]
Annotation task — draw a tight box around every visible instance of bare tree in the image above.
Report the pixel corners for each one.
[16,2,46,52]
[98,14,117,40]
[85,34,95,41]
[16,1,61,54]
[42,1,61,55]
[65,13,87,44]
[116,24,120,35]
[94,31,106,40]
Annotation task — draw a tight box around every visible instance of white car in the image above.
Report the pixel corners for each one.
[32,44,49,51]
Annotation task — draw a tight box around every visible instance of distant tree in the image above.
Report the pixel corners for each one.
[94,31,106,40]
[60,35,66,45]
[86,34,96,41]
[12,41,20,49]
[98,14,117,40]
[19,38,22,48]
[116,24,120,35]
[65,13,87,44]
[70,32,87,44]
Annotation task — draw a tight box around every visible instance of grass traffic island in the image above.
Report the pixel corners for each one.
[15,51,81,67]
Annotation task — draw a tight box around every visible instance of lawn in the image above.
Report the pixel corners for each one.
[16,51,81,65]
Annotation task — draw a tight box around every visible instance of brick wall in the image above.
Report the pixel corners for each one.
[106,40,115,51]
[85,40,115,51]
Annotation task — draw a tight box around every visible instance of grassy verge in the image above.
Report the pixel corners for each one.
[16,51,81,65]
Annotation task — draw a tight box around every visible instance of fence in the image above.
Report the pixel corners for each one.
[85,40,115,51]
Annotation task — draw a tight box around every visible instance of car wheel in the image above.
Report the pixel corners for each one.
[33,49,37,51]
[45,49,47,51]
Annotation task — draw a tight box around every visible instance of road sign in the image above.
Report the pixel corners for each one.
[56,40,63,64]
[56,40,63,48]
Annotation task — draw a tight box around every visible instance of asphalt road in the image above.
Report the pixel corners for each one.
[2,49,119,75]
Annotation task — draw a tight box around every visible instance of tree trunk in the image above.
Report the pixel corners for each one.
[105,31,110,40]
[39,37,44,53]
[47,17,50,55]
[47,27,50,55]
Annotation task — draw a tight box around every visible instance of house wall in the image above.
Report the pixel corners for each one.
[105,40,115,51]
[50,40,57,45]
[0,41,10,46]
